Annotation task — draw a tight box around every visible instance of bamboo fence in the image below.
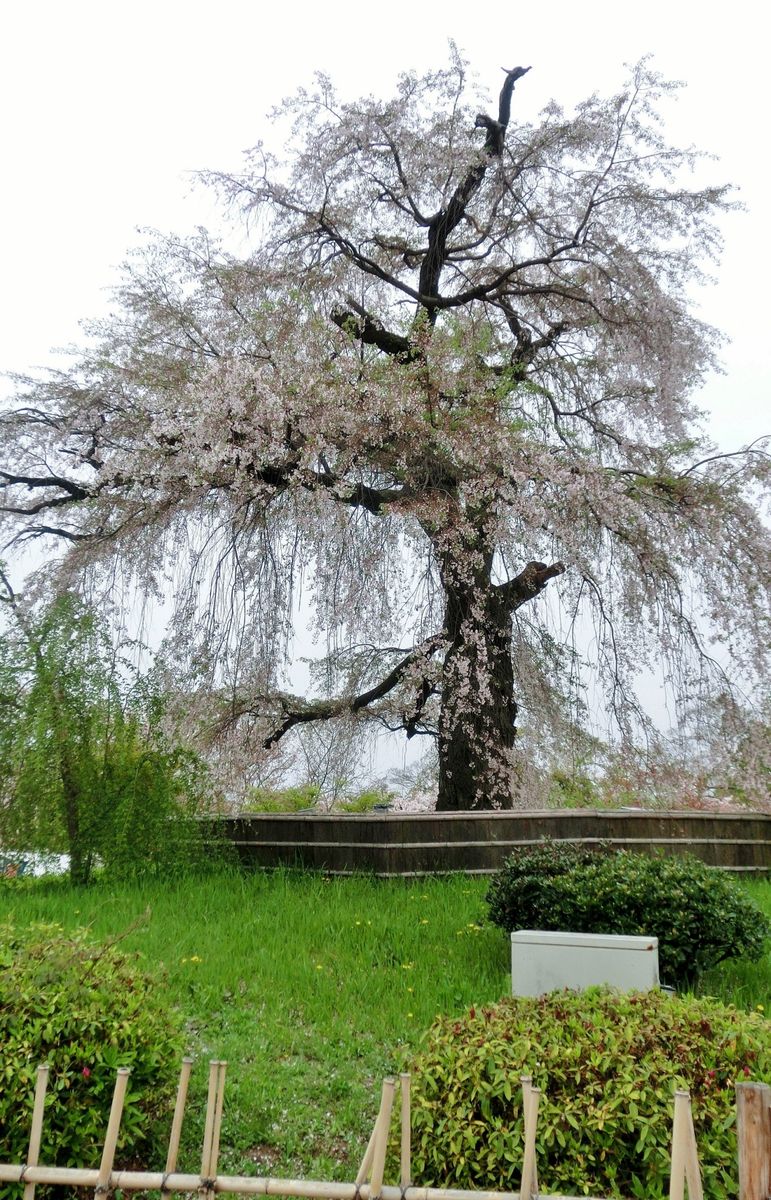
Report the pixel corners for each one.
[218,810,771,876]
[2,1061,769,1200]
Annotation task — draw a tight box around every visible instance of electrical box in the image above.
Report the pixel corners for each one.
[511,930,659,996]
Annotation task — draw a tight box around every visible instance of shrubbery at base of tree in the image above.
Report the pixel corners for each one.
[0,922,184,1195]
[485,843,769,988]
[407,989,770,1200]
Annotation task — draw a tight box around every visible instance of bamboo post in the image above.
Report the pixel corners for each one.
[669,1090,703,1200]
[519,1076,540,1200]
[200,1061,219,1189]
[682,1096,703,1200]
[369,1077,397,1200]
[23,1065,49,1200]
[210,1061,227,1179]
[670,1091,686,1200]
[165,1058,194,1178]
[356,1077,395,1186]
[399,1073,411,1188]
[95,1068,131,1198]
[737,1082,771,1200]
[200,1061,226,1200]
[355,1127,377,1187]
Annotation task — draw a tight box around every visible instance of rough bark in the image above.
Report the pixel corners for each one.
[432,516,566,809]
[437,581,518,811]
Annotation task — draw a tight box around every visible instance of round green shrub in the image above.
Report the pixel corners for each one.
[485,844,769,987]
[0,921,185,1194]
[407,989,770,1199]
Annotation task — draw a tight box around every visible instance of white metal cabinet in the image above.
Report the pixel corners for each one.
[511,929,659,996]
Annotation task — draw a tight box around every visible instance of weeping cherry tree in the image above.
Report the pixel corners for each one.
[1,52,769,810]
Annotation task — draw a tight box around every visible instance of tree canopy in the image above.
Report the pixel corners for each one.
[1,52,768,810]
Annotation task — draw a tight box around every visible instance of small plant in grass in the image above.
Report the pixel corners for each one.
[485,843,769,988]
[0,921,184,1195]
[407,988,770,1199]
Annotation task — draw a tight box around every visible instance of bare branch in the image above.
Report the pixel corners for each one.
[418,66,531,312]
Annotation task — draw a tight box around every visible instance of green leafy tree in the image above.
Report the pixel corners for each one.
[0,570,213,883]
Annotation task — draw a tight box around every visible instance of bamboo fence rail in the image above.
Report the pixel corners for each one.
[3,1061,768,1200]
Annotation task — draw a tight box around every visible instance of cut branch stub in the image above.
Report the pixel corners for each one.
[498,560,566,613]
[330,304,420,362]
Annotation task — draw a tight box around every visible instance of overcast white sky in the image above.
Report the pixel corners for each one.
[0,0,769,451]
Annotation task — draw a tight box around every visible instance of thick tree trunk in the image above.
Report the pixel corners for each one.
[62,776,89,886]
[436,581,518,811]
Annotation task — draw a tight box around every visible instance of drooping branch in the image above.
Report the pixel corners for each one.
[6,523,92,545]
[222,635,444,749]
[0,441,408,543]
[1,469,99,547]
[0,468,90,501]
[402,675,439,739]
[497,560,566,613]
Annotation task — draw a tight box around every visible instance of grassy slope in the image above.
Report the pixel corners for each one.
[1,869,768,1182]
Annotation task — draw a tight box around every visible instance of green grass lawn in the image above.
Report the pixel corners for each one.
[1,868,768,1183]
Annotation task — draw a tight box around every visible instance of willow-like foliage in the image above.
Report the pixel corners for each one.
[0,576,213,881]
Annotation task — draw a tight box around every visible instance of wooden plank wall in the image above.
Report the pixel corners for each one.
[216,810,771,875]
